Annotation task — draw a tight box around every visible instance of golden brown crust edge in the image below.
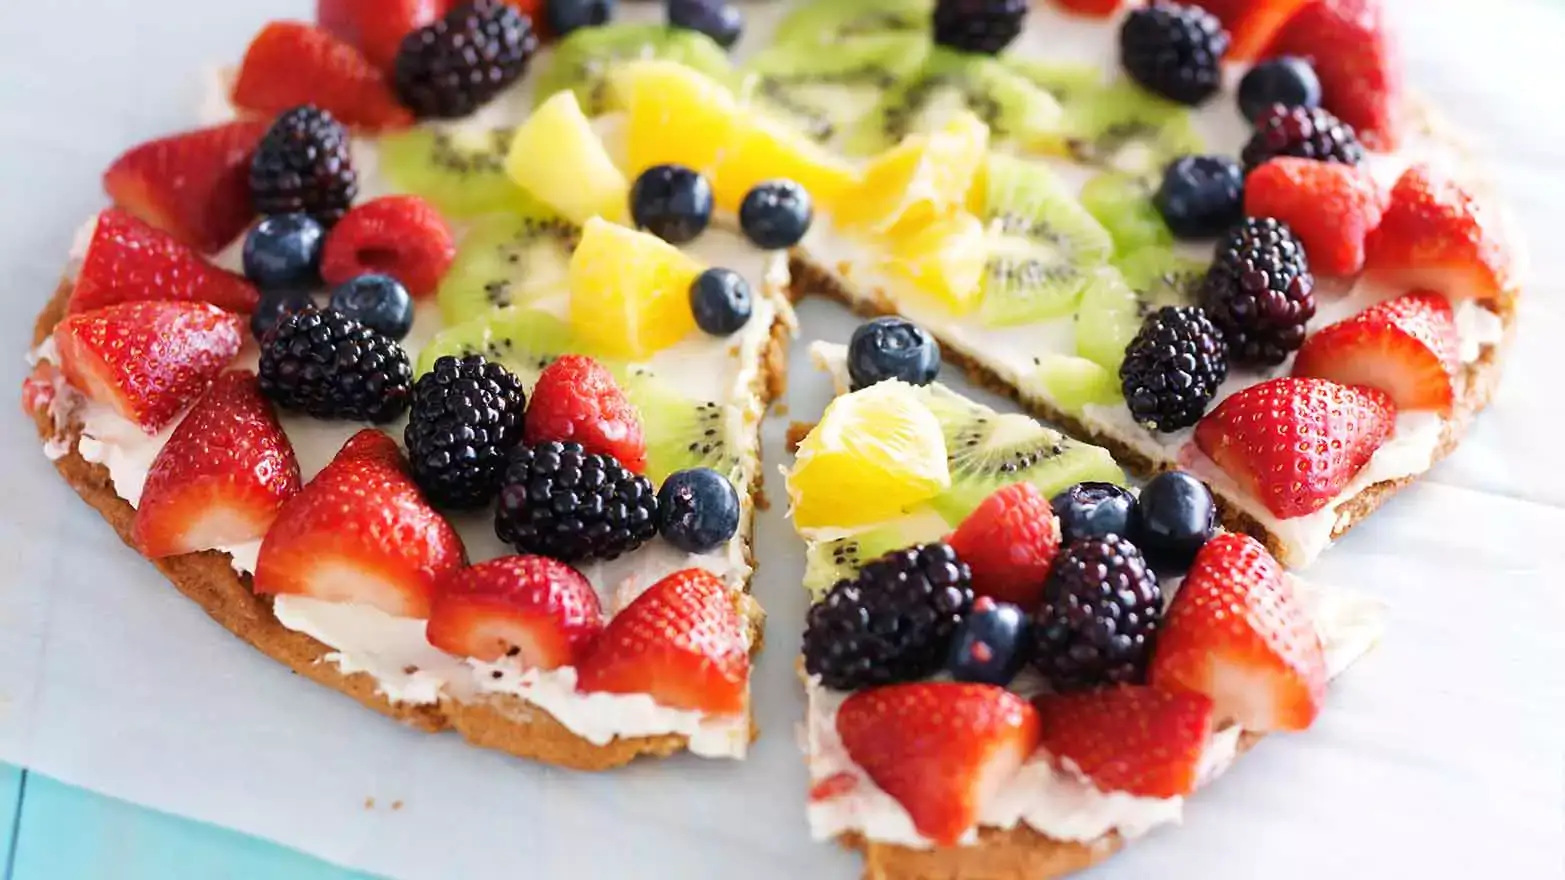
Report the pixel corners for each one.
[30,277,795,772]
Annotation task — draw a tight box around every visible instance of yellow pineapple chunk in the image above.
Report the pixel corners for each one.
[617,60,742,176]
[836,111,990,237]
[567,218,703,358]
[885,211,987,315]
[711,112,861,216]
[506,91,628,225]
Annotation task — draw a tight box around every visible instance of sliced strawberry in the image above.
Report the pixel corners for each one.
[1185,0,1314,60]
[21,362,59,417]
[1362,164,1514,307]
[133,371,301,558]
[320,195,456,297]
[68,209,260,315]
[1265,0,1401,148]
[1151,533,1328,731]
[836,682,1040,846]
[1051,0,1124,18]
[253,430,466,618]
[1035,685,1215,798]
[316,0,447,70]
[53,300,243,433]
[1244,157,1387,277]
[525,355,648,474]
[231,21,413,132]
[576,568,748,713]
[1193,376,1395,518]
[102,120,267,254]
[1293,291,1458,414]
[426,555,604,666]
[947,483,1060,610]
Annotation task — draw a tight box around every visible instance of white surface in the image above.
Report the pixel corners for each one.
[1,1,1564,878]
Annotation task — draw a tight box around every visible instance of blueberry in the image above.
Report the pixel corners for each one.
[242,213,324,288]
[250,287,318,342]
[630,164,713,244]
[657,467,741,554]
[846,317,940,390]
[689,267,752,336]
[667,0,743,49]
[1049,482,1138,545]
[1132,470,1216,574]
[1238,56,1321,122]
[738,179,812,249]
[1153,154,1244,239]
[329,274,414,340]
[945,598,1031,686]
[547,0,615,36]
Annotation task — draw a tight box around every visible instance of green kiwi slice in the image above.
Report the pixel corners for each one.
[436,210,580,327]
[1079,171,1174,257]
[803,516,946,599]
[771,0,933,48]
[1003,59,1106,109]
[1074,247,1205,371]
[975,153,1115,327]
[741,34,930,147]
[1061,81,1203,179]
[416,308,591,386]
[1033,354,1124,419]
[531,24,733,116]
[379,127,534,220]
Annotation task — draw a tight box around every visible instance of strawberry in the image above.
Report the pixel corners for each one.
[1051,0,1124,18]
[836,683,1040,846]
[53,301,244,433]
[101,121,268,254]
[1193,377,1394,518]
[1293,291,1459,414]
[946,483,1060,610]
[576,568,749,714]
[1362,164,1513,307]
[253,430,466,618]
[1035,685,1215,798]
[1185,0,1314,60]
[1244,157,1387,277]
[231,21,413,132]
[525,355,648,474]
[1265,0,1401,148]
[21,362,59,417]
[1151,533,1328,731]
[316,0,447,70]
[320,195,456,297]
[68,209,260,315]
[426,555,604,666]
[133,371,301,558]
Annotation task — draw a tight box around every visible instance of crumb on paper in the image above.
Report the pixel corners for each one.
[392,800,404,811]
[774,402,789,417]
[364,797,375,809]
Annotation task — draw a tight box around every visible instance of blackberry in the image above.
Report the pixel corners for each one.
[1032,534,1162,691]
[1119,306,1228,433]
[249,106,357,226]
[393,0,538,119]
[495,441,658,563]
[1119,2,1228,106]
[404,355,527,510]
[1241,104,1364,171]
[257,307,412,423]
[1201,217,1316,366]
[802,543,974,691]
[931,0,1029,55]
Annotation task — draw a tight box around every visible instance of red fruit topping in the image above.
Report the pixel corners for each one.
[1363,164,1514,307]
[133,371,302,558]
[576,569,749,714]
[1190,0,1314,60]
[809,772,860,803]
[1193,376,1395,518]
[1035,685,1215,798]
[1151,533,1328,731]
[836,682,1040,846]
[21,362,59,417]
[1265,0,1401,148]
[102,120,268,254]
[53,300,244,433]
[1293,291,1459,414]
[1244,157,1387,277]
[253,430,466,618]
[320,195,456,297]
[231,21,414,132]
[68,209,260,315]
[525,355,648,474]
[316,0,447,70]
[947,483,1060,610]
[426,555,604,666]
[1051,0,1124,18]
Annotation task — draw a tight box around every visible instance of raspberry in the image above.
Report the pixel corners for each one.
[946,483,1061,611]
[320,195,456,297]
[1243,157,1388,277]
[523,355,648,474]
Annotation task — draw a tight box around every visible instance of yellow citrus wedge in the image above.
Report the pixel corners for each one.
[711,112,862,216]
[506,91,628,225]
[566,218,703,359]
[787,380,950,529]
[836,111,990,236]
[617,59,743,176]
[884,211,987,315]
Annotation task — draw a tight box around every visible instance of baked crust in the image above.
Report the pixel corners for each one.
[30,276,796,771]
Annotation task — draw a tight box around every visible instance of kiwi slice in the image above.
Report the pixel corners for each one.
[741,34,929,146]
[1074,247,1205,371]
[771,0,933,48]
[975,154,1115,328]
[622,367,739,485]
[846,48,1066,156]
[1061,81,1203,180]
[436,210,580,326]
[532,24,733,117]
[1034,353,1124,419]
[915,384,1124,523]
[1005,59,1106,107]
[416,307,591,385]
[803,515,946,600]
[379,127,535,220]
[1079,171,1173,257]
